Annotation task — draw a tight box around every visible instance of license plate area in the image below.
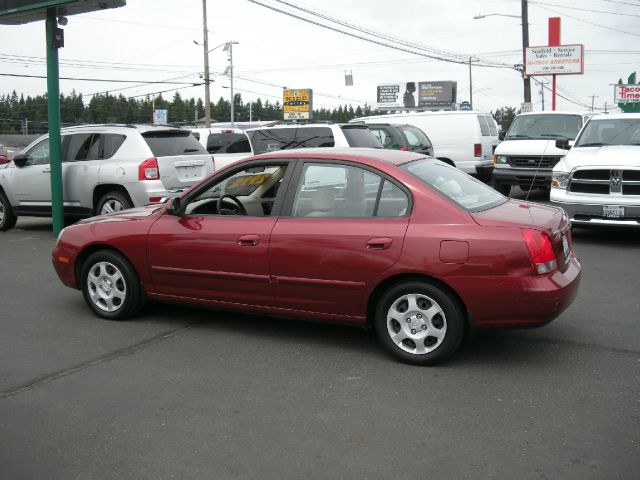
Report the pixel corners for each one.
[602,205,624,219]
[177,166,201,179]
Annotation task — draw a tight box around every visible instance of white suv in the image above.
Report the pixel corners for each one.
[550,113,640,227]
[245,123,382,154]
[0,124,213,231]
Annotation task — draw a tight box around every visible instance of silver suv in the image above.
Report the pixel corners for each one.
[0,124,213,230]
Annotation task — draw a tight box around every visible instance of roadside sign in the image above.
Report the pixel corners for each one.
[459,101,471,111]
[283,89,312,120]
[615,84,640,104]
[525,44,584,76]
[521,102,533,113]
[377,81,457,110]
[154,109,168,125]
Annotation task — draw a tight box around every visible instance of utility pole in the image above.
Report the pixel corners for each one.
[588,95,599,112]
[521,0,531,104]
[539,80,548,110]
[228,42,235,127]
[469,57,473,110]
[249,102,252,122]
[201,0,211,127]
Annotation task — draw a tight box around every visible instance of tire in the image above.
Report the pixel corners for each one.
[96,191,133,216]
[80,250,143,320]
[0,190,17,231]
[374,281,466,365]
[491,177,511,196]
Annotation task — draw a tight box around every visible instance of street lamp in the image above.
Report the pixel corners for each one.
[474,0,531,105]
[194,39,239,127]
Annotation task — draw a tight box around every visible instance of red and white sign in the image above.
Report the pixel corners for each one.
[615,84,640,104]
[525,44,584,76]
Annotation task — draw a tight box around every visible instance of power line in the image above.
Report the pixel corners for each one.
[0,73,200,85]
[531,4,640,37]
[531,0,640,16]
[246,0,514,70]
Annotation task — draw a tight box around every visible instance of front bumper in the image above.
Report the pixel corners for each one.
[551,198,640,227]
[492,166,552,188]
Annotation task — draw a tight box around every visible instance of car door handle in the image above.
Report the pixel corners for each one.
[238,234,260,246]
[366,237,393,250]
[42,167,51,173]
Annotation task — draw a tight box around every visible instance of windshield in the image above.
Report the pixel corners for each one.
[341,126,383,148]
[399,125,432,149]
[505,114,583,140]
[402,159,505,211]
[575,118,640,147]
[143,131,207,156]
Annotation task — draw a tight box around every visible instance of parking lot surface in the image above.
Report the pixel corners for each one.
[1,189,639,479]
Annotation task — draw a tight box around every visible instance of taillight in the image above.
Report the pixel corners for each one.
[139,157,159,181]
[523,229,557,274]
[400,147,408,151]
[474,144,482,157]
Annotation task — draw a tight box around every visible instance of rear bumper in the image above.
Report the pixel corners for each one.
[492,167,552,188]
[450,256,582,328]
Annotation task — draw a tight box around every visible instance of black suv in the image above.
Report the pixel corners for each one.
[366,123,434,157]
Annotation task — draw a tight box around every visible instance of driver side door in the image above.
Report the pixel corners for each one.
[146,160,293,308]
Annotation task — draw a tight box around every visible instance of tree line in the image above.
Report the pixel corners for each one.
[0,89,518,135]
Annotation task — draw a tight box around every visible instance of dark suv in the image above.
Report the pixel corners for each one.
[366,123,434,157]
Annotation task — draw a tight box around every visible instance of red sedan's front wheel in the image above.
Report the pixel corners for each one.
[374,281,466,365]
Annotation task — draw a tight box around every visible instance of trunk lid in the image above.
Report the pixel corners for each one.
[142,130,214,190]
[471,199,573,272]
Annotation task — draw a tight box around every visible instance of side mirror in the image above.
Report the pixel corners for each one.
[498,131,506,141]
[13,154,30,167]
[167,196,184,216]
[555,138,571,150]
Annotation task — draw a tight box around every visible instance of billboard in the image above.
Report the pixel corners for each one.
[283,88,313,120]
[615,84,640,104]
[377,81,457,109]
[525,44,584,76]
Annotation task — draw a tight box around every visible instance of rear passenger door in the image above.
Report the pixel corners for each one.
[270,160,411,320]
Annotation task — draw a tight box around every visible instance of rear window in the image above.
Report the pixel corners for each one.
[142,130,207,157]
[206,133,251,154]
[247,127,335,155]
[403,159,505,211]
[341,126,383,148]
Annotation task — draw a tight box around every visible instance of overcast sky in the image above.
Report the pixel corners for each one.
[1,0,639,116]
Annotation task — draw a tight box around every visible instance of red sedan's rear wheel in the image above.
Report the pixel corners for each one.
[374,281,465,365]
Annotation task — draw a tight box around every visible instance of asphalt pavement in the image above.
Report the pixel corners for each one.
[1,189,639,479]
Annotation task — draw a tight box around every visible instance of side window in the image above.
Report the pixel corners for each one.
[25,138,50,165]
[477,115,490,136]
[485,115,498,136]
[376,180,409,217]
[184,164,288,217]
[102,134,126,159]
[292,163,406,218]
[66,133,95,161]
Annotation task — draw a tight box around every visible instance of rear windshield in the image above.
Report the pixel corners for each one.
[399,125,432,149]
[247,127,336,155]
[402,159,505,211]
[575,118,640,147]
[143,130,207,157]
[341,126,383,148]
[206,133,251,154]
[506,114,583,140]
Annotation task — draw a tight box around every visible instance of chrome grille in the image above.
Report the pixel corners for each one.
[569,169,640,195]
[509,156,562,169]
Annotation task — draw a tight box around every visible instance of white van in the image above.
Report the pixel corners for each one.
[492,111,593,196]
[351,111,499,178]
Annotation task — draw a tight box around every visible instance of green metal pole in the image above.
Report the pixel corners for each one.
[46,8,64,236]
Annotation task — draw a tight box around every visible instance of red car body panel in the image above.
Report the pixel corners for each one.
[52,148,581,330]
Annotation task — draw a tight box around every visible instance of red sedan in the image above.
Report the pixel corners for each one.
[52,148,581,365]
